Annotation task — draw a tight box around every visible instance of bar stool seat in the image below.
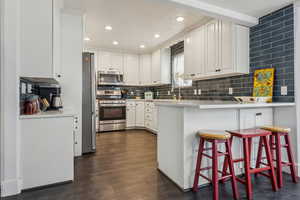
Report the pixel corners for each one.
[261,126,291,133]
[198,130,231,140]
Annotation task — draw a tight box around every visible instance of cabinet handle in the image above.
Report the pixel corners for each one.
[190,74,195,77]
[57,74,61,78]
[256,113,262,116]
[215,68,221,72]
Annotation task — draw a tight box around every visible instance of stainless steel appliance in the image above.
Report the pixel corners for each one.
[98,71,124,85]
[50,94,63,110]
[82,52,96,153]
[97,87,126,132]
[99,100,126,132]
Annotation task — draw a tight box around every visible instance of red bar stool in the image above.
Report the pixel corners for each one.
[193,130,239,200]
[222,128,278,200]
[256,126,298,188]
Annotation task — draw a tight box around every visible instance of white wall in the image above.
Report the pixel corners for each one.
[0,0,22,197]
[61,11,83,156]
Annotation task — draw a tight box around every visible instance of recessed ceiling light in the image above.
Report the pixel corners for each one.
[176,16,185,22]
[105,25,112,31]
[140,44,145,49]
[113,41,119,45]
[84,37,91,41]
[154,34,160,38]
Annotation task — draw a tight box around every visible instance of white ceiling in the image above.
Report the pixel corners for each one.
[192,0,293,17]
[80,0,208,53]
[64,0,294,53]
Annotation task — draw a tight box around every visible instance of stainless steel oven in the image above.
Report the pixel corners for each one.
[99,100,126,132]
[98,71,124,86]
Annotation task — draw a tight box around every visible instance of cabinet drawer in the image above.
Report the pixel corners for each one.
[126,102,136,107]
[145,113,152,120]
[145,107,152,113]
[145,121,151,128]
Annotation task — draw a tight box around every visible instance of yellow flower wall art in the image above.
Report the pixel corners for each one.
[253,68,275,98]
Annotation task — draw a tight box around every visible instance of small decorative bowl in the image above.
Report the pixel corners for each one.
[234,96,273,104]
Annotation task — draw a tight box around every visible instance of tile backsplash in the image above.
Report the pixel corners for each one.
[99,5,295,102]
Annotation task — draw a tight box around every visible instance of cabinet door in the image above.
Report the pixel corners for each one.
[151,106,158,132]
[111,53,124,73]
[135,102,145,127]
[185,28,205,78]
[126,105,136,127]
[151,50,161,84]
[20,0,53,78]
[124,54,140,85]
[219,21,234,73]
[205,20,219,75]
[140,54,152,85]
[98,51,111,71]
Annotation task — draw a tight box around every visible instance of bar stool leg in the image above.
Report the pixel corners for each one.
[243,138,253,200]
[263,136,278,191]
[221,137,233,183]
[193,138,205,192]
[225,139,239,200]
[284,134,298,183]
[275,134,283,188]
[255,137,263,172]
[212,140,219,200]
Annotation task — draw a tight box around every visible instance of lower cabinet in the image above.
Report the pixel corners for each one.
[20,116,74,190]
[126,100,157,133]
[126,101,136,127]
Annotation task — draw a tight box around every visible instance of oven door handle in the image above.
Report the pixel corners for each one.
[100,104,126,107]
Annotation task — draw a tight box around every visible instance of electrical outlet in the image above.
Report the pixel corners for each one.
[156,91,159,96]
[198,89,202,95]
[281,86,288,96]
[229,88,233,95]
[194,89,197,95]
[168,91,171,95]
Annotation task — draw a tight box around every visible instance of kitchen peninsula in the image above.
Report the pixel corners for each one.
[155,100,296,190]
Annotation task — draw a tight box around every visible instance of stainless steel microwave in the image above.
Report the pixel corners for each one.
[97,71,124,85]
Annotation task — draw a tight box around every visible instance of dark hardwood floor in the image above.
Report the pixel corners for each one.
[2,130,300,200]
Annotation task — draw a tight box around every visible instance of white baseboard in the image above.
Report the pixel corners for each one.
[1,178,22,197]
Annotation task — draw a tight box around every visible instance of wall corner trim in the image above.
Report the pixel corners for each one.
[1,179,22,197]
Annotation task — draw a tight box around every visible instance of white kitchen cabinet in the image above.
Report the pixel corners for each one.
[150,106,158,132]
[135,102,145,127]
[124,54,140,85]
[184,19,249,80]
[139,54,152,85]
[20,116,74,190]
[20,0,54,78]
[184,26,205,79]
[126,102,136,128]
[205,20,219,75]
[98,51,124,73]
[151,48,171,85]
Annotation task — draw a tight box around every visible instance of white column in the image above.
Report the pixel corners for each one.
[294,1,300,175]
[0,0,22,197]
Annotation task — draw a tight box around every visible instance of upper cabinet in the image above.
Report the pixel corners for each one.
[151,48,171,85]
[184,19,249,80]
[20,0,55,78]
[98,51,124,73]
[124,54,140,85]
[184,26,206,78]
[139,54,152,85]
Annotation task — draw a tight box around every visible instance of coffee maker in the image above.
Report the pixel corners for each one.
[22,77,63,111]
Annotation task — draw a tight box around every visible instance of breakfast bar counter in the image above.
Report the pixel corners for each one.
[155,100,297,190]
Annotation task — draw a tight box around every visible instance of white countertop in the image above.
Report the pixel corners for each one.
[20,110,76,119]
[153,100,295,109]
